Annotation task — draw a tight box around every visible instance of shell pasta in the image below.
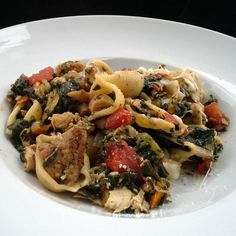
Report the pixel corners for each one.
[6,59,229,213]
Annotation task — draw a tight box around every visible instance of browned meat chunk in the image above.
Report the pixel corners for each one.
[38,126,86,186]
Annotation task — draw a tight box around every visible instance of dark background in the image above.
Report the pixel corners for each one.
[0,0,236,38]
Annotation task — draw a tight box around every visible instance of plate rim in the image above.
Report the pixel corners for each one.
[1,14,235,41]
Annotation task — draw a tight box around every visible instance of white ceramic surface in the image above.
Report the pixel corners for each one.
[0,15,236,236]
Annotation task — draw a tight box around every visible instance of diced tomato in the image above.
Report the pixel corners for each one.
[204,102,229,131]
[204,102,222,121]
[183,127,189,137]
[105,107,133,130]
[105,140,141,173]
[27,66,54,86]
[164,112,178,125]
[196,159,211,175]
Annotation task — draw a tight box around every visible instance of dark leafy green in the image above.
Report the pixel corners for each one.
[8,119,32,150]
[11,76,35,98]
[106,172,139,193]
[141,159,159,179]
[51,80,80,114]
[186,128,215,150]
[80,184,101,199]
[80,171,140,200]
[175,102,191,118]
[136,133,164,158]
[143,75,162,94]
[58,80,80,97]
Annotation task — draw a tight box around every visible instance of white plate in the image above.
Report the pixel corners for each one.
[0,15,236,236]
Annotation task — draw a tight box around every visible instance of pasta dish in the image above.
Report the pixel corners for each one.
[6,59,229,213]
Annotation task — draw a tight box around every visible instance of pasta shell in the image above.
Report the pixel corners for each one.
[89,74,125,120]
[89,59,113,74]
[89,94,114,113]
[103,71,144,97]
[35,152,90,192]
[35,126,90,192]
[160,134,213,163]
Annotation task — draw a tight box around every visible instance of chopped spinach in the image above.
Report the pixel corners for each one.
[136,132,164,158]
[175,102,191,118]
[95,172,140,193]
[158,161,169,178]
[103,127,136,145]
[143,75,162,94]
[92,164,109,175]
[11,76,35,98]
[81,171,140,199]
[10,76,45,102]
[106,172,139,193]
[186,128,215,150]
[132,125,172,150]
[80,184,101,199]
[50,80,80,114]
[58,80,80,97]
[8,119,32,150]
[141,159,159,179]
[137,145,158,164]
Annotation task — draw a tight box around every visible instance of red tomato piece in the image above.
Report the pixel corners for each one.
[196,159,211,175]
[204,102,229,131]
[27,66,54,86]
[105,107,133,130]
[164,112,178,125]
[105,140,141,173]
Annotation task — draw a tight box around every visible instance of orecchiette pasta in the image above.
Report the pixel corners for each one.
[89,94,114,113]
[102,70,144,97]
[88,73,125,120]
[89,59,113,74]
